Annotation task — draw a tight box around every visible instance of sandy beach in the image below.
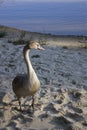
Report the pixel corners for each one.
[0,26,87,130]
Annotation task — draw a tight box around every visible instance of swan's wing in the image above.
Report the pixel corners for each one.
[12,74,28,88]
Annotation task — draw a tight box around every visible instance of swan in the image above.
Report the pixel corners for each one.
[12,41,44,111]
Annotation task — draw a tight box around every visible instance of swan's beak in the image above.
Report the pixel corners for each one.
[38,45,45,50]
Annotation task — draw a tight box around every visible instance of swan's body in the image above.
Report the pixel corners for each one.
[12,41,44,111]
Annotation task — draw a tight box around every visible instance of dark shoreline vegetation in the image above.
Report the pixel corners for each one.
[0,25,87,48]
[0,25,87,37]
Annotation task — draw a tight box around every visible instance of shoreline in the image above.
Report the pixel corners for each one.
[0,25,87,37]
[0,25,87,48]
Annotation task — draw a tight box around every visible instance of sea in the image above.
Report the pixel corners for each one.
[0,0,87,36]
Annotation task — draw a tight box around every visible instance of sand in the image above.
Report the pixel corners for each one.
[0,26,87,130]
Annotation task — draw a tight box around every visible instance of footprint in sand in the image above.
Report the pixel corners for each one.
[69,90,82,102]
[50,116,72,130]
[44,103,58,114]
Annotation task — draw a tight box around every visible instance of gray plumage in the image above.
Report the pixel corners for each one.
[12,41,44,111]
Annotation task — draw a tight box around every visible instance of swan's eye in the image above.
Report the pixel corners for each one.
[37,44,39,47]
[36,43,40,47]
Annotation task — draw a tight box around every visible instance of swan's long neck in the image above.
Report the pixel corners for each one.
[23,45,35,79]
[23,45,40,90]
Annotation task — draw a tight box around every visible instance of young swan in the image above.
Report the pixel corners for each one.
[12,41,44,111]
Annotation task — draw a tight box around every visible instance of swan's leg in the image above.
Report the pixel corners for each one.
[18,98,22,111]
[31,96,34,112]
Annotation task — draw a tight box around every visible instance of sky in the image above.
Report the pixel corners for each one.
[0,0,87,4]
[0,0,86,2]
[14,0,87,2]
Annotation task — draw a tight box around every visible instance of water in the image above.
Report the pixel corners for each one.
[0,1,87,36]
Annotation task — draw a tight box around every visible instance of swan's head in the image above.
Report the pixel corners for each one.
[28,41,45,50]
